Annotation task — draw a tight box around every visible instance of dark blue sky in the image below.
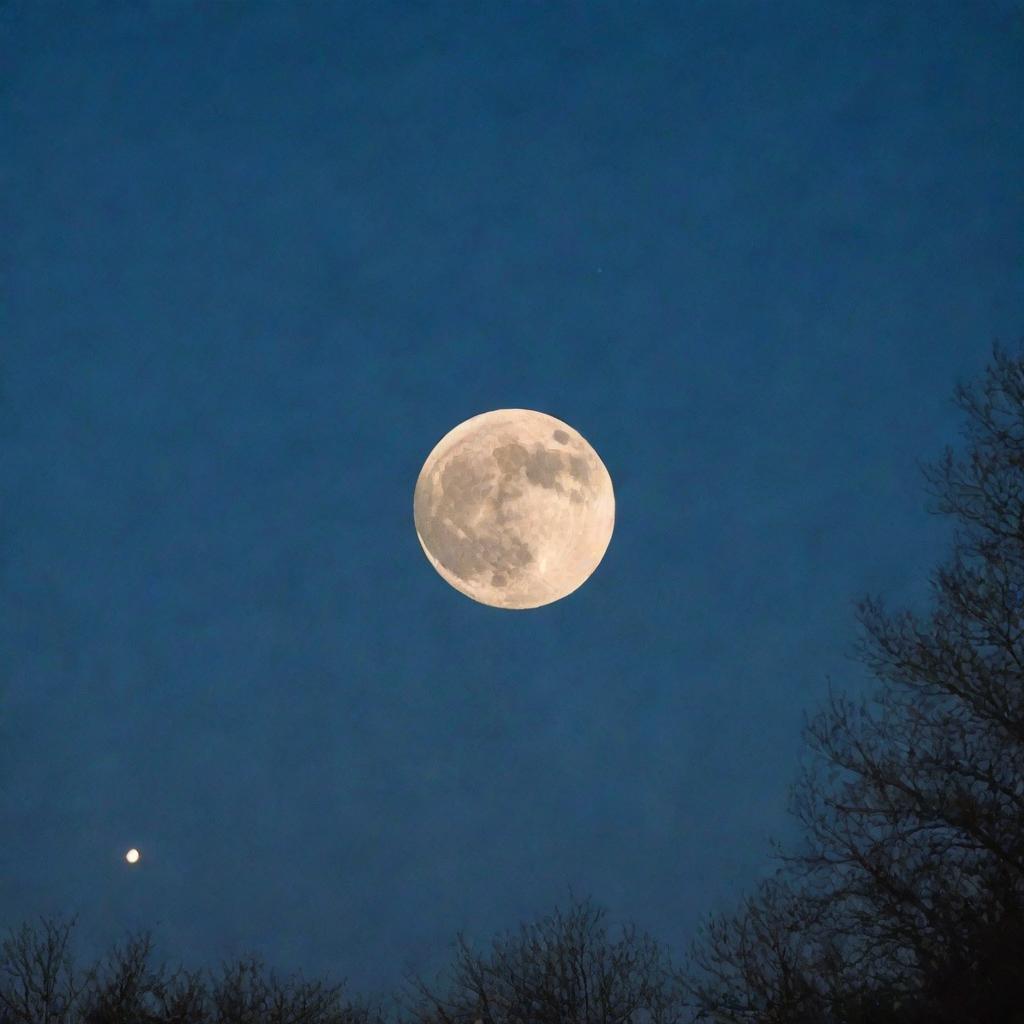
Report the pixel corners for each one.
[2,0,1022,1003]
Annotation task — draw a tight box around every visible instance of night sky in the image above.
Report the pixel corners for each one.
[2,0,1023,1004]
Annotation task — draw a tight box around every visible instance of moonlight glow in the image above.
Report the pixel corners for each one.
[413,409,615,609]
[125,848,140,865]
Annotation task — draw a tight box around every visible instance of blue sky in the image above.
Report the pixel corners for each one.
[2,0,1022,1003]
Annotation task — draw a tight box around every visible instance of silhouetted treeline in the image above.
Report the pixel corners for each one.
[0,898,683,1024]
[401,895,685,1024]
[0,915,390,1024]
[5,341,1023,1023]
[679,340,1024,1023]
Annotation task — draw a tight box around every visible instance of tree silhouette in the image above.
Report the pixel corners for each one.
[682,340,1024,1023]
[0,916,79,1024]
[209,954,382,1024]
[80,936,154,1024]
[0,919,386,1024]
[401,892,685,1024]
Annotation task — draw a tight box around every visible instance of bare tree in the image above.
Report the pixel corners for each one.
[682,341,1024,1022]
[684,876,839,1024]
[0,916,389,1024]
[78,931,160,1024]
[0,916,79,1024]
[150,965,208,1024]
[209,955,384,1024]
[402,892,685,1024]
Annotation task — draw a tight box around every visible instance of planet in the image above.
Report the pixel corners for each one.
[413,409,615,609]
[125,848,140,864]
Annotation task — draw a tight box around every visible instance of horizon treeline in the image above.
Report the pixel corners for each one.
[5,340,1023,1024]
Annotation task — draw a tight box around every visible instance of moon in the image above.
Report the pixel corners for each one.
[125,848,140,865]
[413,409,615,609]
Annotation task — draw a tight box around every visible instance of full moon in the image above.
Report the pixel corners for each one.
[413,409,615,609]
[125,848,140,864]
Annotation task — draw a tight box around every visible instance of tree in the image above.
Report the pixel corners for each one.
[0,916,79,1024]
[682,340,1024,1022]
[401,892,685,1024]
[0,917,387,1024]
[149,963,208,1024]
[79,932,162,1024]
[209,955,383,1024]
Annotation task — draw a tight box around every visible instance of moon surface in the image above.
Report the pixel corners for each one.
[125,848,140,865]
[413,409,615,609]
